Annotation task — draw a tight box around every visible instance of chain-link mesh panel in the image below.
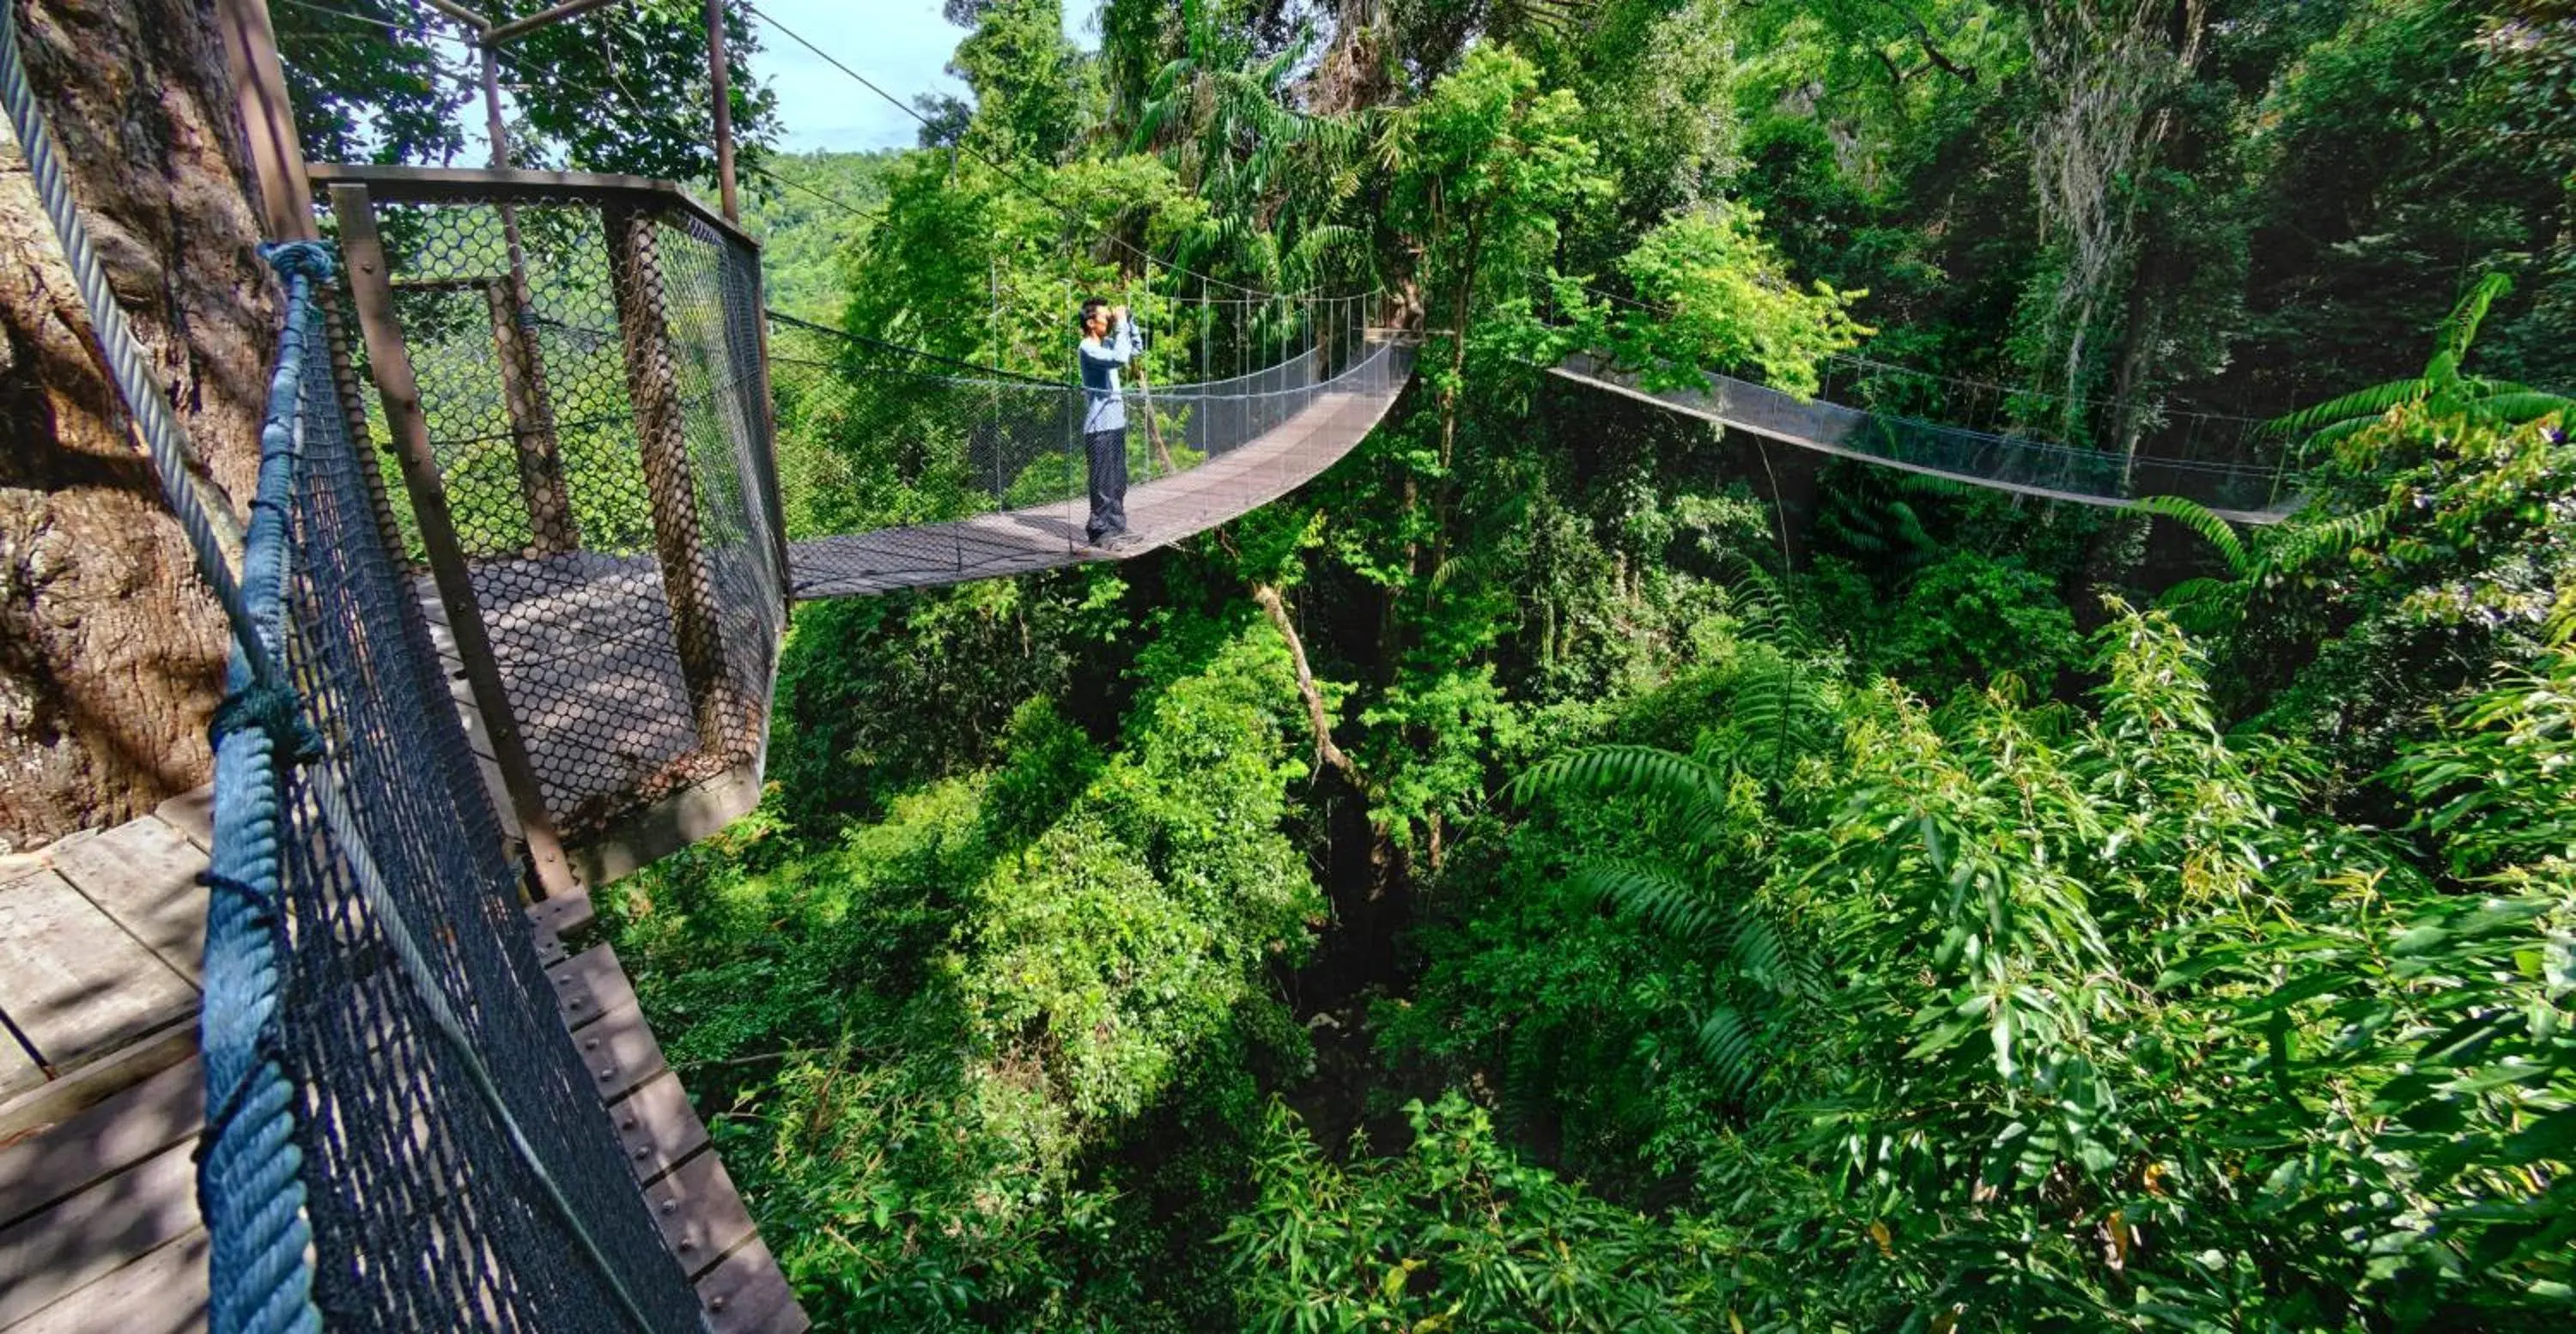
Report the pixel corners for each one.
[282,288,708,1332]
[337,187,783,839]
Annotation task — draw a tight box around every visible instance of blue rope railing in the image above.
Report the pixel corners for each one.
[4,11,699,1331]
[197,242,333,1334]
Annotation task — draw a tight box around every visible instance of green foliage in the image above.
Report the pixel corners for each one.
[1870,549,2082,694]
[581,3,2576,1329]
[1407,607,2576,1329]
[277,1,781,179]
[611,615,1324,1328]
[739,151,896,322]
[939,0,1097,163]
[763,573,1121,834]
[1606,202,1872,397]
[1220,1095,1749,1331]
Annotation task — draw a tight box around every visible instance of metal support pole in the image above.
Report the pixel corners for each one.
[738,252,793,615]
[706,0,739,222]
[332,184,574,899]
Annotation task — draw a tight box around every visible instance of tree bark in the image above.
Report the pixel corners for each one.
[0,0,276,852]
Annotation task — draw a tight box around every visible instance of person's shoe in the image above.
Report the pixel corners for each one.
[1100,531,1143,555]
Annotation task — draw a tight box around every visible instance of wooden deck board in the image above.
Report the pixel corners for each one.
[551,943,640,1031]
[0,1140,197,1329]
[1,1228,207,1334]
[0,871,196,1073]
[48,819,210,985]
[602,1069,711,1187]
[574,1001,671,1101]
[695,1234,803,1333]
[0,1058,201,1234]
[646,1148,759,1281]
[0,1035,36,1105]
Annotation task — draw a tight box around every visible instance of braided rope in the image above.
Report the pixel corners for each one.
[4,15,683,1331]
[197,240,331,1334]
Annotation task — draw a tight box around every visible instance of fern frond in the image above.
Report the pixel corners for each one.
[1568,860,1722,942]
[2136,496,2250,576]
[1692,1005,1762,1099]
[1512,744,1728,813]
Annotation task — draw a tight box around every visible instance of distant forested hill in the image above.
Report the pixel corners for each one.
[742,149,898,323]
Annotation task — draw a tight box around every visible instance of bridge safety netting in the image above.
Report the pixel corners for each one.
[273,254,711,1332]
[321,173,787,842]
[768,299,1405,598]
[1558,353,2293,519]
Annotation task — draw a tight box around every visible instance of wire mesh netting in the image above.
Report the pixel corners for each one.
[334,185,786,839]
[278,277,708,1331]
[1561,353,2292,518]
[769,301,1408,598]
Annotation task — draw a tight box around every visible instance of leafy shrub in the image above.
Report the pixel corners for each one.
[1870,549,2082,694]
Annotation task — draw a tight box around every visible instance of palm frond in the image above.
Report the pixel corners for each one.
[2472,391,2573,427]
[2262,500,2400,575]
[2264,379,2428,441]
[2437,272,2512,368]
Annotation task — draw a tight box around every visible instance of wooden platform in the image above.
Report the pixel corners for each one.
[409,352,1410,837]
[0,792,211,1113]
[0,805,806,1332]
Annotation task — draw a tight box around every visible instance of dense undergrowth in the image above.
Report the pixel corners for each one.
[562,3,2576,1330]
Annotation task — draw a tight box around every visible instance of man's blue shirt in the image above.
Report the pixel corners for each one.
[1079,318,1142,434]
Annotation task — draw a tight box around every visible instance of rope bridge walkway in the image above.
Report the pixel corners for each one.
[299,164,1411,865]
[1552,354,2299,524]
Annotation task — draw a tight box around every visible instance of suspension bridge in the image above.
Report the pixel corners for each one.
[0,13,2307,1334]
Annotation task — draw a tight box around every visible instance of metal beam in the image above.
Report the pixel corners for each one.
[307,161,759,252]
[705,0,738,223]
[421,0,490,29]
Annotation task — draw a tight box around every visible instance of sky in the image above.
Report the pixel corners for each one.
[744,0,1105,154]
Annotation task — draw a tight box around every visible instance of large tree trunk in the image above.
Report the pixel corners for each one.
[0,0,276,852]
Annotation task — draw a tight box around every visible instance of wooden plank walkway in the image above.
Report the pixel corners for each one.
[1,799,806,1332]
[0,792,211,1111]
[788,365,1411,598]
[1552,355,2296,525]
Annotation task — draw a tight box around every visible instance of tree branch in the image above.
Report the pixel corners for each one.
[1251,582,1365,790]
[1908,15,1978,84]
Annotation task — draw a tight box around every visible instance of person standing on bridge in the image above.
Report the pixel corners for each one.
[1078,297,1143,552]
